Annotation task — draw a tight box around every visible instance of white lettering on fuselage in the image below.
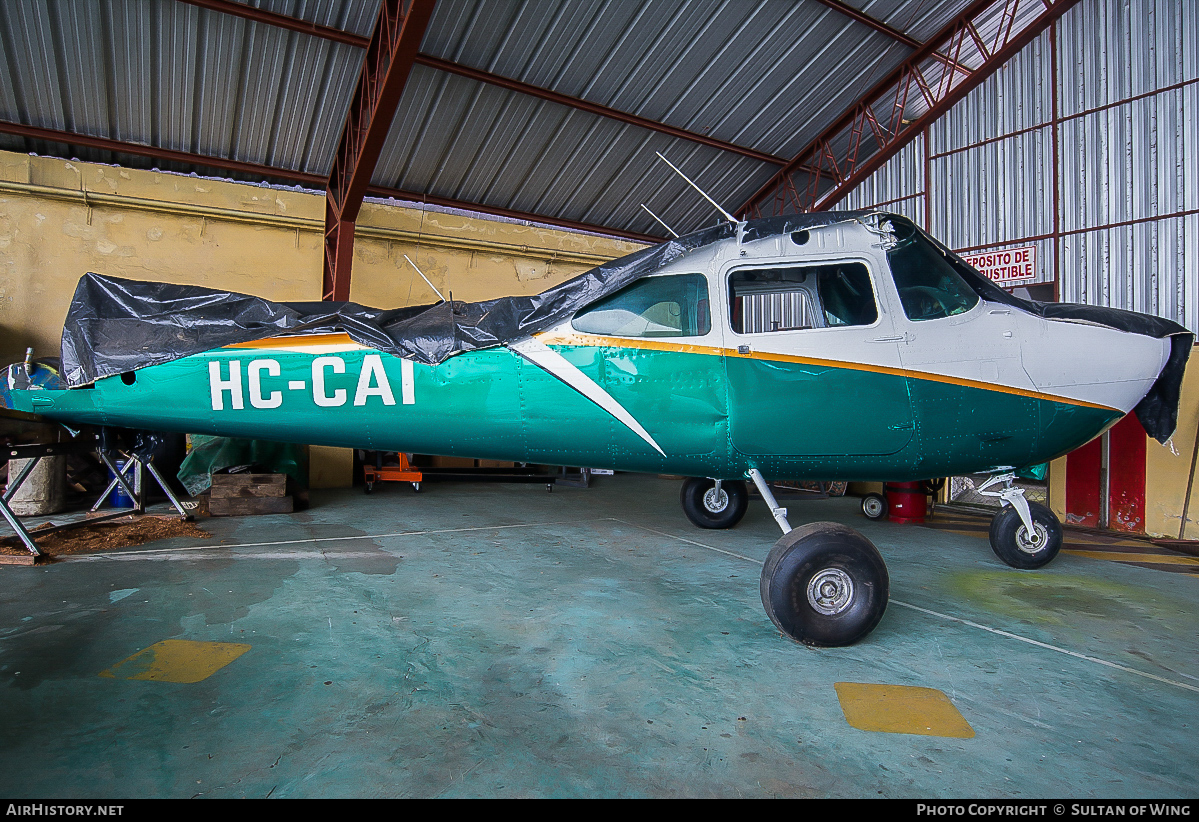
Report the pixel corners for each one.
[208,356,411,411]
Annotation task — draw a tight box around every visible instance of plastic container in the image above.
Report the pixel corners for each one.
[884,481,926,524]
[110,460,135,508]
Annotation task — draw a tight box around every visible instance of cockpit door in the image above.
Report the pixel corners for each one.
[722,258,915,459]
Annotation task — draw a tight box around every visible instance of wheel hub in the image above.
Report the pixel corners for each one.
[703,487,729,513]
[1016,523,1049,554]
[806,568,855,616]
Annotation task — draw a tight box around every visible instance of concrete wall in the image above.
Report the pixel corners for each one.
[0,149,642,365]
[0,149,643,487]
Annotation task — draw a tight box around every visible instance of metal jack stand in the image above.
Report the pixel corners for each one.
[0,434,193,558]
[90,449,193,523]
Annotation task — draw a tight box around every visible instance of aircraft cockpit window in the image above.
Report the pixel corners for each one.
[571,274,711,338]
[729,263,877,333]
[887,228,980,321]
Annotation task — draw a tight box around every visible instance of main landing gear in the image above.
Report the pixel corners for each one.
[683,470,890,647]
[680,477,748,529]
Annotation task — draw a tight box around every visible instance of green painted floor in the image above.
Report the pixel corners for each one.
[0,475,1196,798]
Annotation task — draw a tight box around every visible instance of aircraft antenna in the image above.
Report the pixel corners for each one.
[655,152,736,223]
[640,204,679,238]
[404,254,445,303]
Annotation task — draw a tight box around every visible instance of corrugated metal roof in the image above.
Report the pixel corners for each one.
[0,0,982,237]
[832,0,1199,331]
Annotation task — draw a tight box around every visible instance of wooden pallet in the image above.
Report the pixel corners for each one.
[208,473,293,516]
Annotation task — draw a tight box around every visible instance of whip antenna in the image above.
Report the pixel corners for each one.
[404,254,445,303]
[640,204,679,238]
[655,152,736,223]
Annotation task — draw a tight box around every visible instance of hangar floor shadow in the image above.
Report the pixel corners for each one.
[0,474,1195,798]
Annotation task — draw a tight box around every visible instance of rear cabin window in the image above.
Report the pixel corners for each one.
[887,228,980,321]
[572,274,711,338]
[729,263,877,334]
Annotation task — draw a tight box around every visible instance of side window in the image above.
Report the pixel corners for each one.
[572,274,711,338]
[729,263,877,334]
[887,229,980,321]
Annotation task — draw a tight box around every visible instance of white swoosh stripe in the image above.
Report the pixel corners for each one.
[509,337,666,457]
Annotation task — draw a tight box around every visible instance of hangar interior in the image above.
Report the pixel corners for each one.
[0,0,1196,799]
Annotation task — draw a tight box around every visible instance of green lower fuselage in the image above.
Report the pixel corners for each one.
[20,336,1119,482]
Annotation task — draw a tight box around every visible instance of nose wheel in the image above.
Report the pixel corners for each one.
[977,472,1063,569]
[988,500,1062,569]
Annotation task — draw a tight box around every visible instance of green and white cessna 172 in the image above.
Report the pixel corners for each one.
[3,212,1191,646]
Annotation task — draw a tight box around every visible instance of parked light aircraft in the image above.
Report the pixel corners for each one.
[2,212,1191,646]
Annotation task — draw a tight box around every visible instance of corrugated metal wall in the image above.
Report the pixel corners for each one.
[834,0,1199,332]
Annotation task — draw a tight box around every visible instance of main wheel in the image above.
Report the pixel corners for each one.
[861,493,887,520]
[988,501,1062,569]
[760,522,889,647]
[680,478,749,529]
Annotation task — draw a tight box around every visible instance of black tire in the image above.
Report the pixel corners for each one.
[988,501,1062,569]
[680,477,749,529]
[861,492,887,520]
[760,522,889,647]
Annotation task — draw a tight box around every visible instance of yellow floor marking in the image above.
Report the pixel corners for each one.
[99,640,250,683]
[1062,550,1199,566]
[834,682,975,738]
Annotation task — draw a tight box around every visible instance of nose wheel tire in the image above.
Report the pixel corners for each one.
[681,477,748,529]
[760,522,889,647]
[988,501,1062,569]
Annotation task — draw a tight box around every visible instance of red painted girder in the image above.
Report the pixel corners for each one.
[737,0,1083,218]
[811,0,923,49]
[412,54,788,166]
[812,0,975,82]
[324,0,436,301]
[327,0,436,225]
[0,119,659,243]
[0,119,329,186]
[182,0,787,167]
[177,0,370,48]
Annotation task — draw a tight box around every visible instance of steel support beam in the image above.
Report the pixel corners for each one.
[811,0,923,49]
[323,0,437,302]
[0,120,658,243]
[0,120,328,186]
[178,0,370,48]
[180,0,785,167]
[737,0,1082,218]
[413,55,786,166]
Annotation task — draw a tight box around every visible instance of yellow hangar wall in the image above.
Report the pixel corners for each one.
[0,149,642,363]
[0,149,644,486]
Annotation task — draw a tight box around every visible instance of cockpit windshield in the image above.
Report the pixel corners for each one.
[887,221,980,321]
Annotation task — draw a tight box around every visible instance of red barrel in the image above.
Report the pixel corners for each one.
[885,481,927,524]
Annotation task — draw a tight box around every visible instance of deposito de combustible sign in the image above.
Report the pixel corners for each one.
[959,245,1038,287]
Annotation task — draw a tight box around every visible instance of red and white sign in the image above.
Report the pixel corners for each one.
[959,245,1038,287]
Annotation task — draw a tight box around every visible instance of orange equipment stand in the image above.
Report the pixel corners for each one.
[363,452,423,493]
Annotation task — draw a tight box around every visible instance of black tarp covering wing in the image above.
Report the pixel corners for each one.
[60,220,736,387]
[60,213,876,387]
